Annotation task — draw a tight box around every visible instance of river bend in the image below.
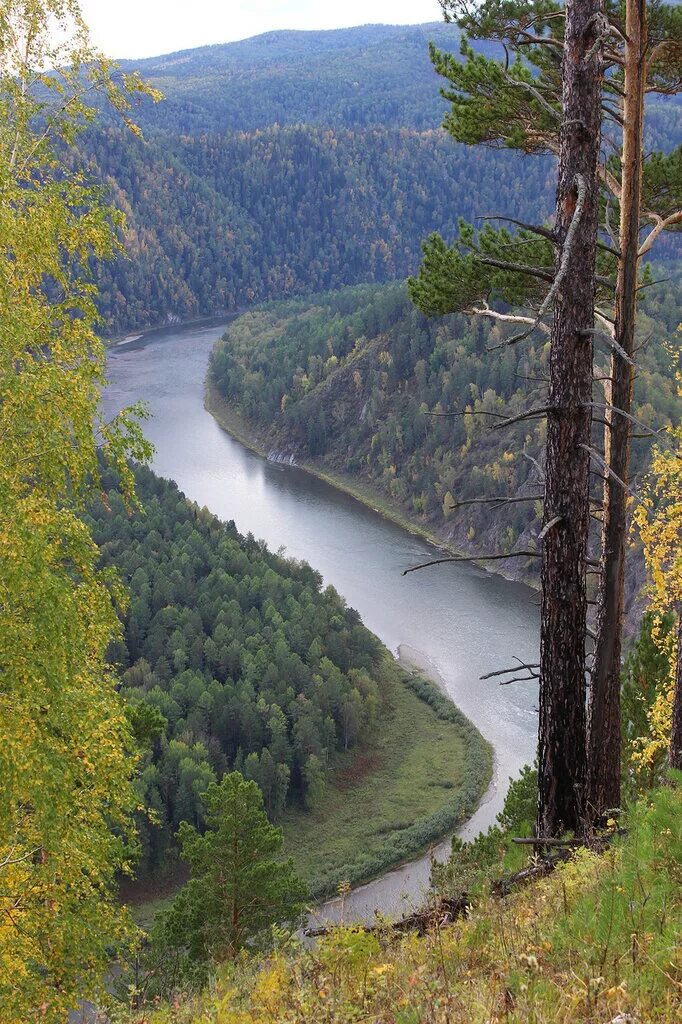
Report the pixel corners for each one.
[103,320,540,925]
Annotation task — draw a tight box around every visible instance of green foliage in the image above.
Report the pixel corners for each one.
[88,465,385,876]
[61,17,677,334]
[432,762,538,897]
[155,773,307,985]
[84,123,558,334]
[291,668,492,899]
[208,279,680,579]
[0,3,153,1018]
[408,220,555,317]
[146,781,682,1022]
[622,611,677,794]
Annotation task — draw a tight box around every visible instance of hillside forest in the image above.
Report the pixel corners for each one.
[79,23,679,334]
[1,1,682,1024]
[209,275,681,613]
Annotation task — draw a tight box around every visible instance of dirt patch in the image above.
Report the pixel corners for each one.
[334,752,381,790]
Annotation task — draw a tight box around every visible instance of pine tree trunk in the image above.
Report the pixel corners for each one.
[670,611,682,771]
[588,0,647,820]
[537,0,603,838]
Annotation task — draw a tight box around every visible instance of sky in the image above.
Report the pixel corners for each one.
[80,1,442,60]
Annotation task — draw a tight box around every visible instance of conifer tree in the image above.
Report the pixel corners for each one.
[160,773,307,969]
[410,0,681,829]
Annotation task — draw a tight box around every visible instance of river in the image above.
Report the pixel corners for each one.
[103,319,540,927]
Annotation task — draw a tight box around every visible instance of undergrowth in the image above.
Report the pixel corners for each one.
[138,778,682,1023]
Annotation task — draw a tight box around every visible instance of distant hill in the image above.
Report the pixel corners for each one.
[86,23,680,334]
[116,23,467,134]
[88,125,555,334]
[115,22,679,142]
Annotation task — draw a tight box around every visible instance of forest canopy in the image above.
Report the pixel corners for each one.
[209,277,681,605]
[88,466,386,877]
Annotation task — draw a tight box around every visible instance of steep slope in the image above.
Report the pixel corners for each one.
[208,278,681,606]
[87,22,680,334]
[87,125,555,333]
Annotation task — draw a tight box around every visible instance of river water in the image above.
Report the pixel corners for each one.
[103,320,540,926]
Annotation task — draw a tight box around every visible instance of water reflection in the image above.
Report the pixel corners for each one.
[104,320,540,921]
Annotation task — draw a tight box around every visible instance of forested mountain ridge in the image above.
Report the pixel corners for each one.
[112,21,680,143]
[114,23,465,134]
[208,278,681,609]
[87,125,556,333]
[85,22,680,334]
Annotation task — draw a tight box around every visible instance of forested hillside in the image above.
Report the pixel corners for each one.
[114,23,464,134]
[86,126,555,333]
[89,466,381,870]
[83,22,680,333]
[114,22,680,143]
[209,277,681,604]
[88,466,489,892]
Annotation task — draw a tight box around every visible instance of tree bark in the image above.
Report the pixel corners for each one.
[537,0,603,838]
[669,611,682,772]
[588,0,647,819]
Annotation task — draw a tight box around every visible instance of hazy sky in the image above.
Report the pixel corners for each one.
[80,1,442,60]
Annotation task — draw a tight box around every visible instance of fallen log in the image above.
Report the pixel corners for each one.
[303,894,470,939]
[491,851,571,897]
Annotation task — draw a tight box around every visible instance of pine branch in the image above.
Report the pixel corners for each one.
[402,551,540,576]
[638,210,682,256]
[521,450,545,480]
[581,327,637,368]
[490,174,588,348]
[476,215,556,243]
[476,256,555,283]
[464,302,551,338]
[448,494,544,510]
[500,67,561,120]
[579,444,642,504]
[538,514,563,540]
[480,659,540,681]
[585,402,669,443]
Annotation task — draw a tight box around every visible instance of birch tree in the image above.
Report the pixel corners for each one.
[0,3,155,1019]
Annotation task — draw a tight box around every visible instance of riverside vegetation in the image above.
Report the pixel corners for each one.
[2,0,682,1021]
[141,778,682,1024]
[90,466,491,903]
[207,276,681,599]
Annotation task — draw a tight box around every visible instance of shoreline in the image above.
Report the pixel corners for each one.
[204,381,540,592]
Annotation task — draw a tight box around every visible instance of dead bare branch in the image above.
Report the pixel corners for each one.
[481,658,541,680]
[402,551,540,576]
[492,405,556,430]
[448,494,544,509]
[538,514,563,540]
[579,444,642,504]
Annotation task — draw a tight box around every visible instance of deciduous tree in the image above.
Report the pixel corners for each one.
[0,2,153,1019]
